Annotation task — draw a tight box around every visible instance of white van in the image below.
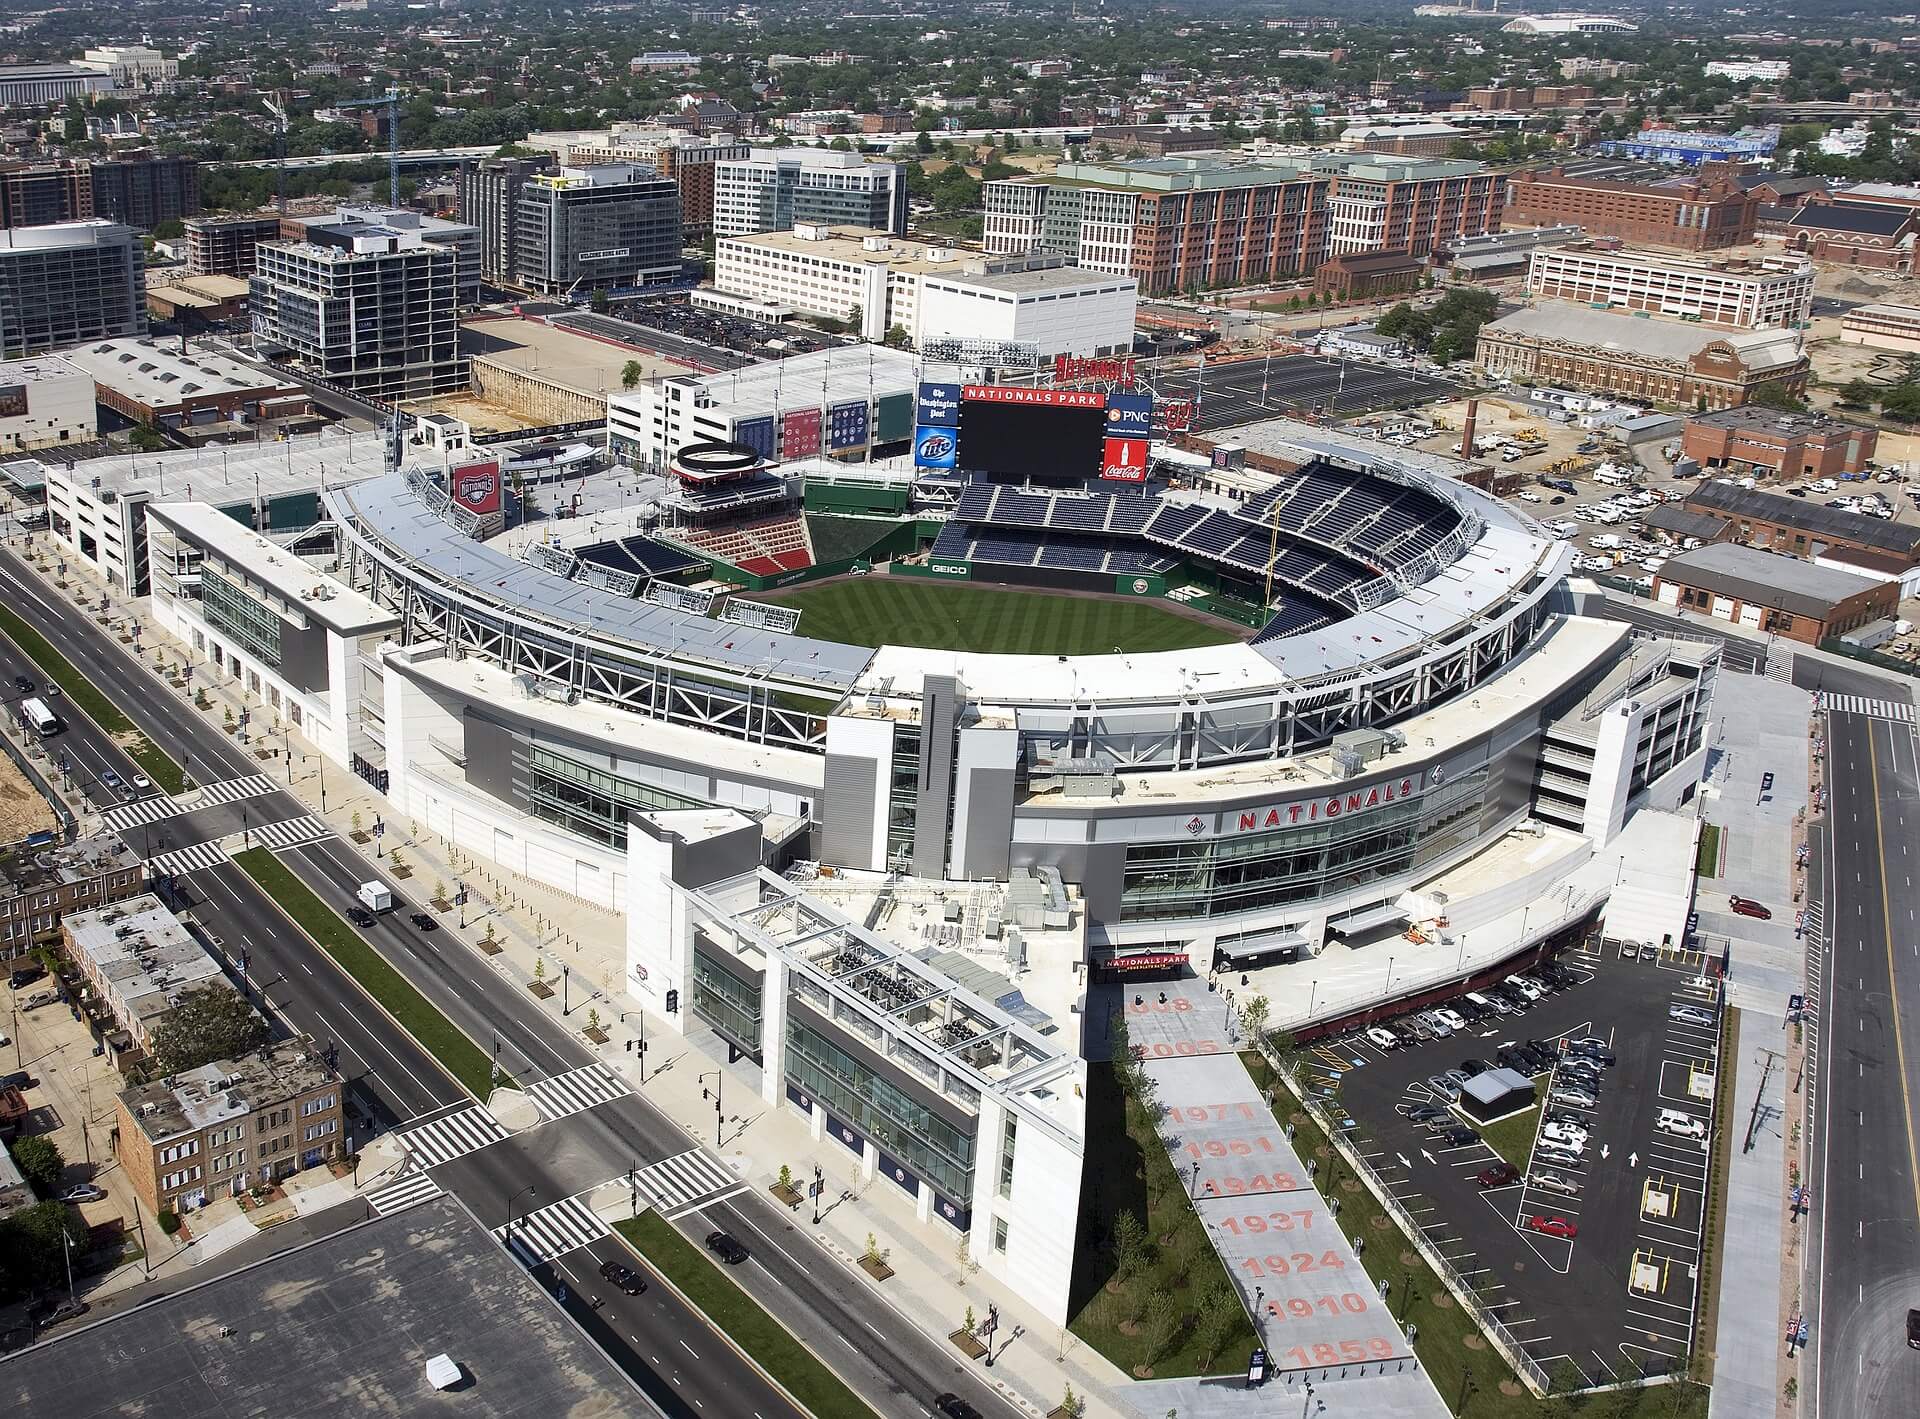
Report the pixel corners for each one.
[1591,534,1623,551]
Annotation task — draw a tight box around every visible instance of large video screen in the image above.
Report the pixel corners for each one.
[958,386,1107,482]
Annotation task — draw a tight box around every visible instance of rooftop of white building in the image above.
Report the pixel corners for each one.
[145,500,395,635]
[45,423,387,504]
[60,337,304,409]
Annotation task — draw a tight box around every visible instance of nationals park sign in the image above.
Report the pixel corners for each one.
[1229,775,1420,833]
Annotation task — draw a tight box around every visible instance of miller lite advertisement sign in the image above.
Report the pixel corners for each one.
[449,456,502,517]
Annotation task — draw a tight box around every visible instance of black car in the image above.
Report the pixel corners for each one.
[1438,1126,1477,1147]
[599,1261,646,1295]
[2,1069,32,1091]
[8,965,45,990]
[346,906,376,928]
[1455,999,1489,1022]
[408,912,438,932]
[1460,1058,1494,1077]
[1564,1043,1616,1067]
[705,1230,749,1264]
[1495,1046,1532,1073]
[935,1397,984,1419]
[1526,1037,1561,1061]
[1488,985,1528,1010]
[1908,1307,1920,1349]
[1390,1022,1422,1048]
[12,675,33,694]
[1514,1044,1554,1073]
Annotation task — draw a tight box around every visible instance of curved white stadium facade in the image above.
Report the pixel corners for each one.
[311,441,1708,963]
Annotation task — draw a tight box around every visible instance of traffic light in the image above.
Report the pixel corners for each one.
[665,989,679,1013]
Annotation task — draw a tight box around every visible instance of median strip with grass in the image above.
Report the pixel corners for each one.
[232,848,492,1099]
[614,1213,878,1419]
[0,600,185,793]
[1477,1107,1539,1174]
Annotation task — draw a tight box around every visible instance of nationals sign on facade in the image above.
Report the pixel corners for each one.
[1234,776,1419,832]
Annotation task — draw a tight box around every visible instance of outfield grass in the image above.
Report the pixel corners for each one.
[761,578,1239,654]
[1696,823,1721,880]
[1244,1053,1708,1418]
[614,1214,878,1419]
[232,848,493,1099]
[0,601,185,793]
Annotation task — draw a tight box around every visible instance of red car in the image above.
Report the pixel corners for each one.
[1475,1163,1521,1188]
[1525,1215,1578,1239]
[1728,896,1772,921]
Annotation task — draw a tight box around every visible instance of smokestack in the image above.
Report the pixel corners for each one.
[1459,398,1478,459]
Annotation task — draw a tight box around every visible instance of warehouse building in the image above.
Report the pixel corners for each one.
[1681,407,1876,480]
[1652,542,1898,644]
[1684,478,1920,565]
[0,353,97,451]
[60,338,311,431]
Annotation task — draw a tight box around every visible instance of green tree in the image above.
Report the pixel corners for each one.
[1375,302,1434,347]
[1144,1290,1183,1367]
[1747,380,1808,413]
[621,359,644,390]
[1194,1280,1240,1366]
[1112,1208,1151,1284]
[1837,378,1882,409]
[10,1135,65,1197]
[589,288,611,314]
[884,323,911,348]
[0,1202,90,1299]
[147,986,269,1075]
[914,129,934,154]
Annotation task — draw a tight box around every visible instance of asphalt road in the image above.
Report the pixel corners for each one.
[1810,704,1920,1419]
[0,543,1018,1419]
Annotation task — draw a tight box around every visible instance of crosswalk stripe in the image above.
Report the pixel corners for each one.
[630,1147,740,1215]
[396,1103,509,1169]
[365,1170,442,1216]
[1822,692,1915,723]
[99,773,280,833]
[147,841,229,877]
[248,814,334,852]
[494,1194,607,1265]
[525,1062,632,1123]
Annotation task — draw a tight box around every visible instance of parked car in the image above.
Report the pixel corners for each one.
[1728,895,1773,921]
[1508,975,1546,1000]
[59,1184,107,1203]
[1565,1044,1616,1068]
[1545,1110,1589,1129]
[1365,1027,1400,1052]
[1,1069,31,1091]
[1656,1109,1708,1142]
[598,1261,647,1295]
[1669,1004,1717,1028]
[1908,1308,1920,1350]
[1530,1170,1580,1198]
[1459,1058,1494,1078]
[1403,1016,1436,1043]
[8,966,45,990]
[1541,1123,1589,1149]
[1525,1037,1560,1062]
[1426,1073,1462,1101]
[1534,1146,1585,1170]
[1475,1162,1521,1188]
[408,912,438,932]
[1404,1104,1448,1124]
[1419,1011,1455,1039]
[1390,1022,1423,1048]
[935,1396,985,1419]
[705,1231,750,1264]
[1525,1215,1578,1239]
[29,1299,87,1328]
[1438,1126,1477,1148]
[1488,984,1530,1011]
[1550,1087,1599,1111]
[20,989,57,1011]
[1433,1007,1469,1032]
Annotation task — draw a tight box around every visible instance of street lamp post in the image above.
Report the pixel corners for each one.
[506,1184,537,1257]
[1301,1380,1316,1419]
[699,1071,723,1146]
[811,1163,823,1224]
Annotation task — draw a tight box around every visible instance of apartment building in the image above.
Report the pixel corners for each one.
[0,155,197,233]
[0,831,144,953]
[457,155,554,286]
[1476,301,1809,409]
[184,214,283,277]
[1316,153,1506,259]
[65,893,254,1063]
[1504,168,1759,250]
[715,224,1136,354]
[524,127,749,239]
[513,165,683,294]
[114,1036,344,1215]
[1524,245,1815,329]
[713,149,907,238]
[0,221,146,358]
[249,217,462,400]
[281,206,481,307]
[0,161,90,229]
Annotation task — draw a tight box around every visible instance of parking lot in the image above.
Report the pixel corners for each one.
[1320,936,1724,1387]
[1155,355,1463,432]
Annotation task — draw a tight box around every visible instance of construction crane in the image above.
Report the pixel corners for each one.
[338,87,403,209]
[261,95,290,215]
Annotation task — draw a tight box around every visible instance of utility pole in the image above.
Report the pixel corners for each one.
[1744,1046,1781,1154]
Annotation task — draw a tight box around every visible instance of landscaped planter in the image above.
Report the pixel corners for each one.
[582,1026,608,1045]
[770,1182,803,1209]
[859,1255,894,1282]
[948,1329,987,1360]
[528,981,554,999]
[477,938,503,956]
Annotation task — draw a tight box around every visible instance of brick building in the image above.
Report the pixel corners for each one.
[1652,542,1897,644]
[0,154,198,233]
[1315,249,1425,300]
[1681,407,1877,479]
[1684,479,1920,565]
[183,214,283,277]
[1475,301,1809,410]
[1782,196,1916,273]
[1503,168,1758,251]
[64,893,254,1066]
[0,830,145,956]
[114,1036,344,1216]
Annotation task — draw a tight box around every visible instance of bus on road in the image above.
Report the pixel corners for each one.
[20,697,62,737]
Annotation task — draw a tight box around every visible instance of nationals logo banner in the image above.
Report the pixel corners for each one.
[449,456,502,516]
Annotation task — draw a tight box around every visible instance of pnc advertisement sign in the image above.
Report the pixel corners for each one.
[913,425,958,468]
[1233,776,1421,832]
[1105,392,1153,438]
[916,381,962,428]
[1100,435,1149,482]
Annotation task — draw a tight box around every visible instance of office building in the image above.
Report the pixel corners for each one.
[114,1035,344,1215]
[1524,245,1815,329]
[456,154,553,286]
[75,44,177,89]
[184,214,285,276]
[646,132,751,239]
[282,205,481,306]
[1316,153,1505,259]
[1681,408,1876,479]
[1504,168,1759,251]
[714,224,1136,353]
[1475,300,1809,409]
[1652,543,1897,644]
[250,215,463,400]
[985,158,1331,295]
[513,165,683,295]
[0,64,116,106]
[713,149,907,238]
[0,220,146,358]
[0,352,97,451]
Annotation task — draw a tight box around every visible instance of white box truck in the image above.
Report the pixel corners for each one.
[357,882,393,914]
